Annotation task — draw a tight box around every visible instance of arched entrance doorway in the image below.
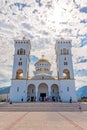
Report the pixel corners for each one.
[27,84,35,102]
[38,83,48,101]
[51,84,59,101]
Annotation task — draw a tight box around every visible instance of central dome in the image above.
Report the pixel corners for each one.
[35,58,51,66]
[32,55,53,79]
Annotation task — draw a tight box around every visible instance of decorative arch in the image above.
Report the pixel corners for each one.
[17,48,26,55]
[16,69,23,79]
[62,48,69,55]
[38,83,48,101]
[51,84,59,93]
[38,83,48,93]
[63,69,70,79]
[27,84,36,101]
[51,84,59,101]
[63,48,67,54]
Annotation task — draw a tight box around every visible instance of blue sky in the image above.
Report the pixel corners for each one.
[0,0,87,88]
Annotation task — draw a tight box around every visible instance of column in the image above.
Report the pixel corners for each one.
[48,85,51,97]
[35,85,38,101]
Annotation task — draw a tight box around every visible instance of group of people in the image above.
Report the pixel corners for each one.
[38,96,62,102]
[22,96,82,112]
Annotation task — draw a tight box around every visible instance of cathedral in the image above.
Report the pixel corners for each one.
[10,38,77,102]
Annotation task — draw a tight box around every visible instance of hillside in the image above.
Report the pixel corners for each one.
[76,86,87,99]
[0,86,10,94]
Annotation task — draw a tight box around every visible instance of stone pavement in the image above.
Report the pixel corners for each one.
[0,102,87,130]
[0,112,87,130]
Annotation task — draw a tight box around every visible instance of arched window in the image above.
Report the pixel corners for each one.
[61,49,62,55]
[20,48,24,55]
[62,48,69,55]
[63,48,67,54]
[17,50,19,55]
[17,87,19,92]
[64,62,68,65]
[18,62,22,66]
[67,50,69,54]
[24,50,25,55]
[16,69,23,79]
[67,87,69,92]
[63,69,70,79]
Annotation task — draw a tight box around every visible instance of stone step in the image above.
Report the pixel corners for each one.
[0,102,86,112]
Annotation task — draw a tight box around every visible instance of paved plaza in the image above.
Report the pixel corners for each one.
[0,102,87,130]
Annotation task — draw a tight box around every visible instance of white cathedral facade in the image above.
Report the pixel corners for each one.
[10,38,77,102]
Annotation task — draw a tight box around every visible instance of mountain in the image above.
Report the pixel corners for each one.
[0,86,10,94]
[76,86,87,99]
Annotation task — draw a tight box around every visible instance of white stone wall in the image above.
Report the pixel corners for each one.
[10,79,77,102]
[60,80,77,102]
[10,80,27,102]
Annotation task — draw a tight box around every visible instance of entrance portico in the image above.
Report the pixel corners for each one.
[27,82,60,102]
[38,83,48,101]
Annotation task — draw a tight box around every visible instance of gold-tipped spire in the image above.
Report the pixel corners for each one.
[42,55,44,59]
[23,37,26,40]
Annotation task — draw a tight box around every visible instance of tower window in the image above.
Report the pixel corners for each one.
[63,69,70,79]
[16,69,23,79]
[42,76,44,79]
[61,49,62,55]
[24,50,25,55]
[17,50,19,55]
[64,57,66,60]
[20,48,24,55]
[17,87,19,92]
[64,62,68,65]
[62,48,69,55]
[19,48,26,55]
[18,62,22,66]
[63,48,67,54]
[67,87,69,92]
[67,50,69,54]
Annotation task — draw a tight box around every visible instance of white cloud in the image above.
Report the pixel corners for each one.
[0,0,87,88]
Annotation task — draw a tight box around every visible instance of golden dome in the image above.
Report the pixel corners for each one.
[35,58,51,65]
[35,55,51,65]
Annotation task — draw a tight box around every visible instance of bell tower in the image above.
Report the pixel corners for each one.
[55,38,77,102]
[10,37,31,102]
[12,37,31,80]
[55,38,74,80]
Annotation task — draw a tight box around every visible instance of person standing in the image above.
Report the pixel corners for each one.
[70,97,72,103]
[78,103,82,112]
[21,97,23,102]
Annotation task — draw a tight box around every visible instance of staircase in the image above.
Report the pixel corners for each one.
[0,102,87,112]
